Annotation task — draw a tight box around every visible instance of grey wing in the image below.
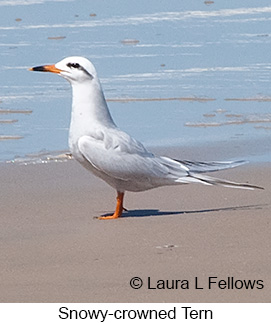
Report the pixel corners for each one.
[78,130,261,190]
[77,134,188,182]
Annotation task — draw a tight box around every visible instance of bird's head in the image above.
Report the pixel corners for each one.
[29,56,97,84]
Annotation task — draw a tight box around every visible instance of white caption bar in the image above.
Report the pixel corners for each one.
[1,303,270,322]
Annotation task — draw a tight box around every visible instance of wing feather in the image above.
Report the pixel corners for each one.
[77,132,176,182]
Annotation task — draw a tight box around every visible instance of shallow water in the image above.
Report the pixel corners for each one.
[0,0,271,162]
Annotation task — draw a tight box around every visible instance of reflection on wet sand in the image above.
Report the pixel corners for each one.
[186,114,271,128]
[0,109,32,114]
[107,97,215,102]
[0,135,23,140]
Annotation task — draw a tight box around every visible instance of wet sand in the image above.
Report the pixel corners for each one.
[0,148,270,303]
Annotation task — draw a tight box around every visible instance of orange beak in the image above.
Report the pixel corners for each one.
[29,64,62,74]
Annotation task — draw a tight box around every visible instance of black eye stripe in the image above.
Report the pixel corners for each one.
[66,62,94,80]
[67,62,81,69]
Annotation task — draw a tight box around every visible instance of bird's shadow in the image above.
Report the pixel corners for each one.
[101,204,267,218]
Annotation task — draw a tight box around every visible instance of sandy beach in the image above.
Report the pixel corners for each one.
[1,147,270,303]
[1,0,271,307]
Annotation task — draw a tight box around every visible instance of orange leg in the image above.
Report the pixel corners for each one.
[99,191,125,220]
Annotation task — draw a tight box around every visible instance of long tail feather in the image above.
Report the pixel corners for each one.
[187,173,264,190]
[161,157,263,190]
[174,159,247,173]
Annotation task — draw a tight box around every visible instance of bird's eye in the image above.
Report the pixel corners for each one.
[67,62,81,69]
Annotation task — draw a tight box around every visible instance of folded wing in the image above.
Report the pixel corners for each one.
[77,129,262,191]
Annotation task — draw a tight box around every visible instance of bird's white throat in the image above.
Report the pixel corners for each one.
[68,78,116,153]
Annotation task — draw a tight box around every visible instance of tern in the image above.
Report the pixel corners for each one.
[30,57,262,219]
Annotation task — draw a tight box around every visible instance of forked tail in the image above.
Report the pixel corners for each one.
[185,173,264,190]
[160,157,263,190]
